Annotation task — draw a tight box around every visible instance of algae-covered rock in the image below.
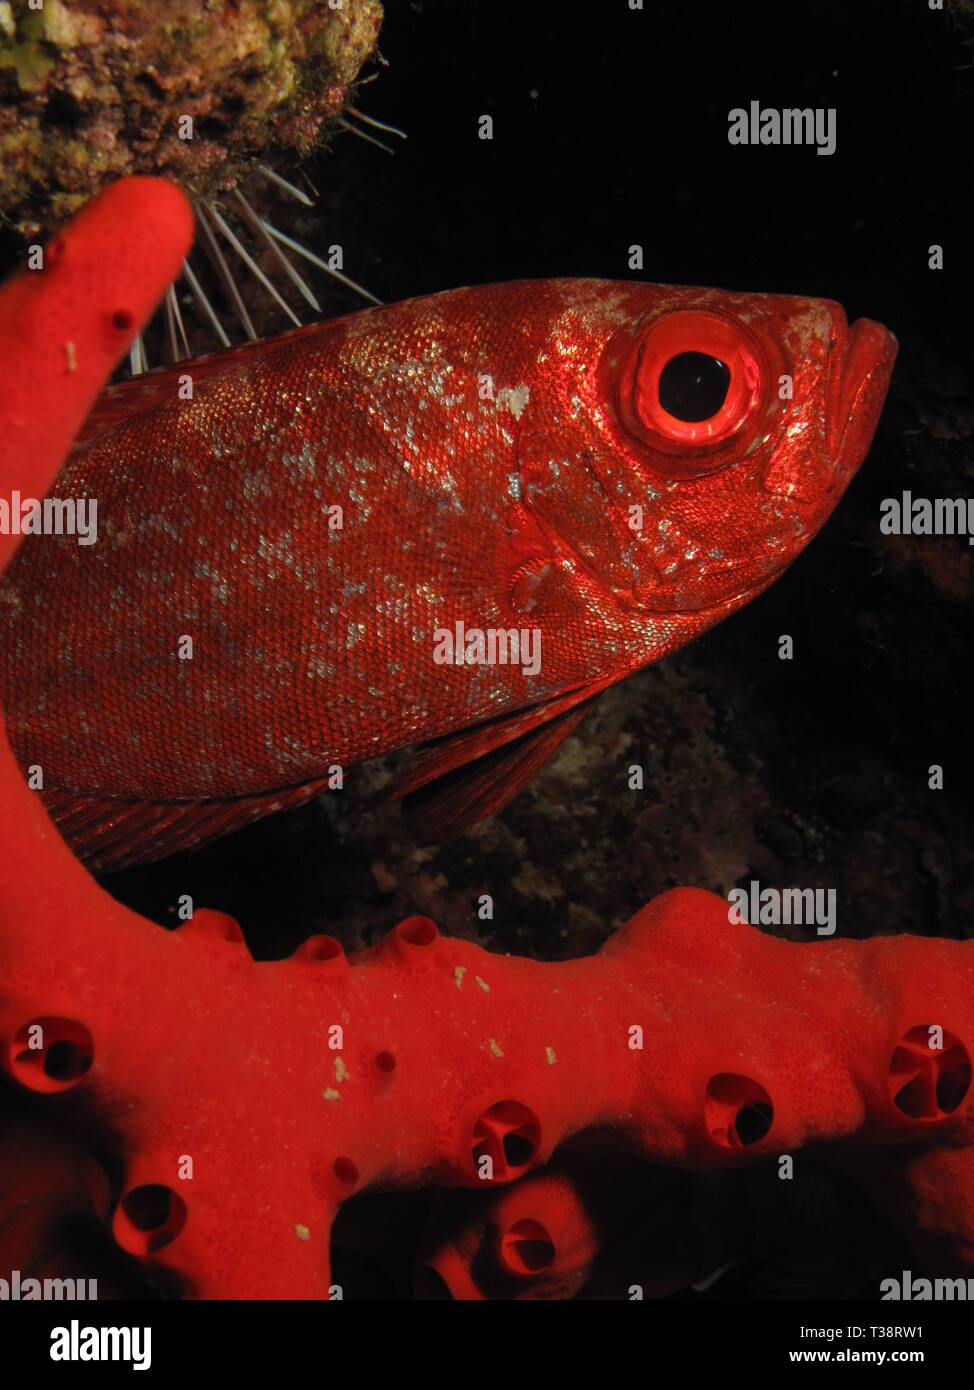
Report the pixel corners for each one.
[0,0,383,236]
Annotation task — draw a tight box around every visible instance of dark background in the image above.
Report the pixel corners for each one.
[6,0,973,1299]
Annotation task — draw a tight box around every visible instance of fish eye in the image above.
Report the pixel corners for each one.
[657,351,731,422]
[610,309,770,470]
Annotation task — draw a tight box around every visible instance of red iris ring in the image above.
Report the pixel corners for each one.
[618,310,768,455]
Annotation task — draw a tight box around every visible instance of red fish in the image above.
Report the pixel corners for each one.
[0,278,896,869]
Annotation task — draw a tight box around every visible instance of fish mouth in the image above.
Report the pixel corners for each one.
[826,312,898,468]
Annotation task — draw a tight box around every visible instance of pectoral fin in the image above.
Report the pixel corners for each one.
[391,679,614,844]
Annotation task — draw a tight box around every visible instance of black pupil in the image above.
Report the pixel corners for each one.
[658,351,731,422]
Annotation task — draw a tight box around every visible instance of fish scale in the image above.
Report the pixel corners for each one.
[0,277,896,868]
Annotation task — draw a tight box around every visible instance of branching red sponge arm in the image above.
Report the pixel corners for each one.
[416,1163,713,1300]
[0,176,207,1280]
[1,892,972,1297]
[0,176,191,921]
